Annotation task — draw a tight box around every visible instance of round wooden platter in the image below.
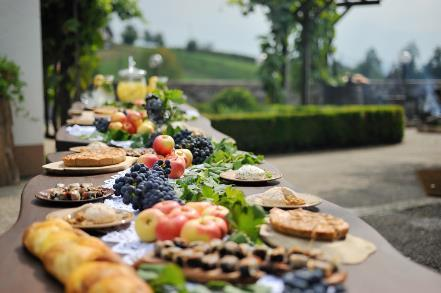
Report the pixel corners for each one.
[220,169,282,184]
[42,156,137,175]
[46,206,133,229]
[66,118,95,126]
[134,256,263,284]
[246,191,322,209]
[35,188,113,205]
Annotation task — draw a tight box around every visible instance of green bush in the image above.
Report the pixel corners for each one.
[207,87,261,114]
[207,105,404,153]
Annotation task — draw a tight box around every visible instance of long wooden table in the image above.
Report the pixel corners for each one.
[1,115,441,292]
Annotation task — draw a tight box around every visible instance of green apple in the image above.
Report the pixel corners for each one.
[137,121,155,135]
[135,208,165,242]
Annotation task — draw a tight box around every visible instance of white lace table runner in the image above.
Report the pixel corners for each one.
[66,125,97,136]
[100,169,282,292]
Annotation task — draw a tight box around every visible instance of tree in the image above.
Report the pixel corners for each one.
[154,33,165,47]
[186,39,198,51]
[424,47,441,78]
[401,42,423,79]
[231,0,380,104]
[144,30,152,44]
[122,24,138,45]
[355,48,384,79]
[41,0,142,136]
[144,30,165,47]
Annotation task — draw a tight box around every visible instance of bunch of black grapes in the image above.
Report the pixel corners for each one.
[94,118,109,132]
[172,129,192,145]
[145,94,168,125]
[175,132,214,164]
[113,161,180,211]
[282,269,346,293]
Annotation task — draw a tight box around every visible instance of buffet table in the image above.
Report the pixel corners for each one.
[1,114,441,292]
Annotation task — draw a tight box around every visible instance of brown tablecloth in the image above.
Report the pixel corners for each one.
[2,113,441,292]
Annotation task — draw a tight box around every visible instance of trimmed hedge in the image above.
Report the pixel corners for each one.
[207,105,404,154]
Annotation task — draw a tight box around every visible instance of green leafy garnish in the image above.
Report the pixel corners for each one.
[137,263,187,293]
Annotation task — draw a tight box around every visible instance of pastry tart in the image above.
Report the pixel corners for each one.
[269,208,349,241]
[63,147,126,167]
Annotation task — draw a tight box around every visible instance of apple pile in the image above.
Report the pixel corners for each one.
[108,110,155,135]
[137,135,193,179]
[135,200,229,243]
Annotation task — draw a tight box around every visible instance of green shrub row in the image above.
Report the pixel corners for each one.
[201,87,262,114]
[207,105,405,154]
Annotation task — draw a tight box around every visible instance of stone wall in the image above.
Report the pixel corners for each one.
[168,80,265,103]
[169,79,441,119]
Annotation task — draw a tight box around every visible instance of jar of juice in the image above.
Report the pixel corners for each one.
[116,56,147,103]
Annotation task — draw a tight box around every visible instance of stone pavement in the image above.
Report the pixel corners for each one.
[267,128,441,272]
[0,129,440,271]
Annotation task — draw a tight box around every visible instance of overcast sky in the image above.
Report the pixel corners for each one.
[110,0,441,71]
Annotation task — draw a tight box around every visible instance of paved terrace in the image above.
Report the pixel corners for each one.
[267,128,441,272]
[0,128,440,271]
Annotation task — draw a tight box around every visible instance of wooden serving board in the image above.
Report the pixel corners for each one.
[246,191,322,209]
[134,256,262,284]
[42,156,136,175]
[46,207,133,229]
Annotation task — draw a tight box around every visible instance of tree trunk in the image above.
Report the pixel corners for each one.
[281,36,289,103]
[301,20,312,105]
[0,98,20,186]
[300,1,312,105]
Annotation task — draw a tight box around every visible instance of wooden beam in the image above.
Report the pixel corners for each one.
[336,0,380,8]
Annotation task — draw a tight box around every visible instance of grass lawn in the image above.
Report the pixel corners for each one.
[97,44,258,81]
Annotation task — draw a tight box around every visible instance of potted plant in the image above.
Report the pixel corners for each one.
[0,56,25,186]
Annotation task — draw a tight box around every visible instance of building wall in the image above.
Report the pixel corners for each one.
[0,0,44,176]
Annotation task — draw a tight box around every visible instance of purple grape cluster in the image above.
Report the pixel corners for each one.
[145,94,167,125]
[113,161,180,211]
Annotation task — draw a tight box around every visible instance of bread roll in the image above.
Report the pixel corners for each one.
[22,219,152,290]
[66,261,152,293]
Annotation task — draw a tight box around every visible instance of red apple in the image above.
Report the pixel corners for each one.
[134,99,145,107]
[135,208,165,242]
[111,111,127,123]
[185,202,212,214]
[169,157,186,179]
[122,121,136,134]
[152,200,181,214]
[153,135,175,156]
[201,215,228,236]
[155,214,189,241]
[169,205,200,219]
[137,153,160,168]
[126,110,143,127]
[175,149,192,168]
[202,205,229,219]
[180,217,222,242]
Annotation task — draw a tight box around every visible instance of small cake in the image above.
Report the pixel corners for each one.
[235,165,267,180]
[82,203,117,224]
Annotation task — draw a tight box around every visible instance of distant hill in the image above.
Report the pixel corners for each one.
[97,44,258,80]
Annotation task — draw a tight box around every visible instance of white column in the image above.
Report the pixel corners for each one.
[0,0,44,146]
